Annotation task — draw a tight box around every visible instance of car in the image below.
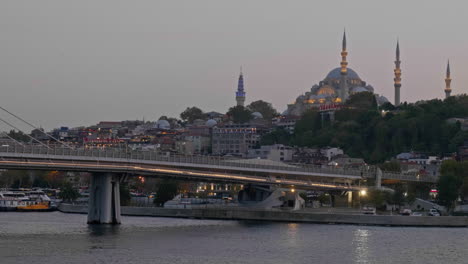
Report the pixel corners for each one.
[411,212,422,216]
[362,205,376,215]
[428,208,440,216]
[400,208,412,216]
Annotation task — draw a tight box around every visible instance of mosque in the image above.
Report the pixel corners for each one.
[233,31,455,118]
[283,31,389,116]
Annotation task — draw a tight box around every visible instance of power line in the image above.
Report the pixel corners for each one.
[0,116,50,149]
[0,106,73,149]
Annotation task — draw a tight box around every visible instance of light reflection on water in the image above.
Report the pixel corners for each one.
[1,212,468,264]
[353,229,371,264]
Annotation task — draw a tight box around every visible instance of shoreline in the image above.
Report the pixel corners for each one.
[57,204,468,227]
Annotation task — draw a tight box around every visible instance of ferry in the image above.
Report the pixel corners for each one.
[0,189,54,212]
[0,191,29,211]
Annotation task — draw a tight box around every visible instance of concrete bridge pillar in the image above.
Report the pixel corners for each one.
[87,173,121,224]
[375,168,382,189]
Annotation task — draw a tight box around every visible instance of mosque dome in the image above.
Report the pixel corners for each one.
[365,85,374,93]
[376,95,389,105]
[251,112,263,119]
[155,120,170,130]
[325,67,360,80]
[205,119,218,127]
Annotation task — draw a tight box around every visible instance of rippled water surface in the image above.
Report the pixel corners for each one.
[1,212,467,264]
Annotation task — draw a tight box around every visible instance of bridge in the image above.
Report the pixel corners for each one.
[0,145,437,224]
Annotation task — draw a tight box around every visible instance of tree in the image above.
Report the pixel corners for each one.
[287,94,468,164]
[379,161,401,172]
[437,173,461,212]
[246,100,279,121]
[226,106,253,124]
[391,183,406,207]
[363,189,390,209]
[120,184,131,206]
[7,130,30,142]
[180,107,205,123]
[153,179,179,207]
[260,128,292,146]
[59,182,80,203]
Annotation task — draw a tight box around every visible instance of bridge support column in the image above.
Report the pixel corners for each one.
[375,168,382,189]
[87,173,121,225]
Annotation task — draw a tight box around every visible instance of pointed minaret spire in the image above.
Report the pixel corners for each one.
[396,39,400,61]
[445,60,452,99]
[394,39,402,106]
[235,67,246,107]
[342,29,347,51]
[339,29,349,101]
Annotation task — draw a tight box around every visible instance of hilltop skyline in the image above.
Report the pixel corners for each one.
[0,1,467,130]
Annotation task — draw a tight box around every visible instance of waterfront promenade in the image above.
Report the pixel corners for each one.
[58,204,468,227]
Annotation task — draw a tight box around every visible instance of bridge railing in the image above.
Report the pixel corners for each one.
[380,171,437,183]
[0,145,434,182]
[0,145,370,177]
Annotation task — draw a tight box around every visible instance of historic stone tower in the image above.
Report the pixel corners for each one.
[445,60,452,99]
[394,40,402,106]
[235,68,246,107]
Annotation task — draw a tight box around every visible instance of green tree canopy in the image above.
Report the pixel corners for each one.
[180,107,205,123]
[59,182,80,203]
[247,100,279,120]
[289,94,468,163]
[437,173,461,211]
[227,106,253,124]
[7,130,30,142]
[154,179,179,207]
[120,183,131,206]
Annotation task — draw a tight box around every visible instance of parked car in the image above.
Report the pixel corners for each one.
[400,208,412,216]
[411,212,422,216]
[428,208,440,216]
[362,205,376,215]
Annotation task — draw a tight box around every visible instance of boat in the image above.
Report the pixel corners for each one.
[0,189,55,212]
[0,191,29,211]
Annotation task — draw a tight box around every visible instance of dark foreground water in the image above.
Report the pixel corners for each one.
[0,212,467,264]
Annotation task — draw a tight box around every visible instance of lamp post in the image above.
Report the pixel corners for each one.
[359,189,367,210]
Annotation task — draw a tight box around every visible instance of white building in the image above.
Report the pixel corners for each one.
[320,147,344,161]
[247,144,294,162]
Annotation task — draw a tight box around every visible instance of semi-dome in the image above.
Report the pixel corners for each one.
[155,119,170,130]
[325,67,360,80]
[205,119,217,127]
[350,86,368,93]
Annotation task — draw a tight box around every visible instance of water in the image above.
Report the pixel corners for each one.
[0,212,467,264]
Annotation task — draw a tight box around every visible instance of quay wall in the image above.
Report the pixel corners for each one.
[58,204,468,227]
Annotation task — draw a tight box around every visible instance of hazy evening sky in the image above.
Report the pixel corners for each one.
[0,0,467,131]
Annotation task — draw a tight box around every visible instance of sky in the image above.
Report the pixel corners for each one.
[0,0,467,131]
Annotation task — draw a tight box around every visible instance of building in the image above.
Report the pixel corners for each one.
[211,124,267,156]
[247,144,294,162]
[272,116,300,134]
[283,31,388,117]
[320,147,344,161]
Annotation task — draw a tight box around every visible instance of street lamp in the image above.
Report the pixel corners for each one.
[359,189,367,210]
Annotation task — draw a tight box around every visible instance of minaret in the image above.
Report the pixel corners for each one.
[235,67,246,107]
[339,30,349,101]
[444,60,452,99]
[394,40,402,106]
